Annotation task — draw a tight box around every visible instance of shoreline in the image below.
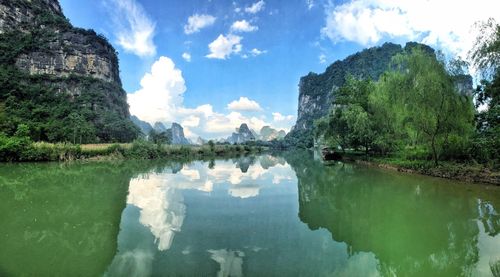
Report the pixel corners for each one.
[0,141,267,163]
[347,157,500,186]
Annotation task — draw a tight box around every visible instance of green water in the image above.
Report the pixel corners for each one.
[0,152,499,277]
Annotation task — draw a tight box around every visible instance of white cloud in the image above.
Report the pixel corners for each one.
[245,0,265,14]
[182,115,200,127]
[182,52,192,62]
[250,48,267,56]
[321,0,500,57]
[128,57,294,140]
[128,56,186,124]
[273,112,294,122]
[319,53,327,64]
[206,34,243,59]
[184,14,216,35]
[105,0,156,57]
[227,97,263,112]
[230,20,259,33]
[306,0,315,10]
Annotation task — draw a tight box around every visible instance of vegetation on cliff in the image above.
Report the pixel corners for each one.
[0,0,139,144]
[314,19,499,170]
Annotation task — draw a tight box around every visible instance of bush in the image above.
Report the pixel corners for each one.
[125,140,161,159]
[0,134,30,161]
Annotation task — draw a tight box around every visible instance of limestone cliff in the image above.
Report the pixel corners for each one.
[0,0,138,142]
[0,0,120,84]
[227,123,256,144]
[286,42,473,147]
[170,123,190,145]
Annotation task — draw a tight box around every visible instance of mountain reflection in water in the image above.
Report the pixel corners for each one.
[0,152,499,276]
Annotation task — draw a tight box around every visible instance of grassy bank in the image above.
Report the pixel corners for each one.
[0,138,266,162]
[340,152,500,185]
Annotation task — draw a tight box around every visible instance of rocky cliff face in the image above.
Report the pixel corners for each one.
[0,0,120,85]
[0,0,63,32]
[260,126,286,141]
[170,123,190,145]
[152,122,190,144]
[227,123,255,144]
[131,116,153,135]
[0,0,137,142]
[286,42,473,147]
[289,43,404,138]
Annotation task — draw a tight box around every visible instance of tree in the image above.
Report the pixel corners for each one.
[380,48,475,165]
[469,18,500,164]
[208,140,215,152]
[314,76,376,153]
[148,129,170,145]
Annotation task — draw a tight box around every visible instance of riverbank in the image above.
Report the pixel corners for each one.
[0,140,266,162]
[341,154,500,185]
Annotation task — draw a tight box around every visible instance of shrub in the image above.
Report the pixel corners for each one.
[125,140,160,159]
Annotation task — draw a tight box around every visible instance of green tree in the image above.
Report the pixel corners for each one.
[314,76,376,153]
[380,48,475,165]
[469,18,500,165]
[148,129,170,145]
[208,140,215,152]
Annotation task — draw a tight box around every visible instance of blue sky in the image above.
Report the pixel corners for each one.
[59,0,500,139]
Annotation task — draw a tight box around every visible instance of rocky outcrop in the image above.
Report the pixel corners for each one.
[288,43,404,140]
[131,116,153,135]
[153,122,168,133]
[0,0,137,142]
[170,123,190,145]
[0,0,63,32]
[0,0,120,85]
[196,137,206,145]
[227,123,255,144]
[260,126,286,141]
[152,122,190,145]
[286,42,473,146]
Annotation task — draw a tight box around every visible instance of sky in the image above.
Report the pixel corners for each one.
[59,0,500,140]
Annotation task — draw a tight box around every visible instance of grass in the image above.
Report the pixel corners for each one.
[12,141,267,162]
[340,151,500,185]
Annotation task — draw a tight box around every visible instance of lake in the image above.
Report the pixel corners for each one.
[1,151,499,277]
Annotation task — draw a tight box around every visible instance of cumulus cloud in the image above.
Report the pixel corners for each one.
[184,14,216,35]
[273,112,294,122]
[245,0,265,14]
[321,0,500,57]
[105,0,156,57]
[230,20,259,33]
[128,56,186,124]
[227,97,263,111]
[206,34,243,59]
[128,57,294,140]
[250,48,267,56]
[306,0,315,10]
[182,52,191,62]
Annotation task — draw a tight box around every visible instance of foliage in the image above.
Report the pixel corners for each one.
[469,19,500,167]
[148,129,171,145]
[0,30,139,143]
[315,47,476,166]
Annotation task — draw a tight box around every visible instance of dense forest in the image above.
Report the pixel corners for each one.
[314,19,499,168]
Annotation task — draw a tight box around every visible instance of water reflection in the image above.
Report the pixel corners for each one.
[286,151,500,276]
[208,249,245,277]
[2,153,500,276]
[106,155,294,276]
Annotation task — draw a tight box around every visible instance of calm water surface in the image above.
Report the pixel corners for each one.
[0,151,499,276]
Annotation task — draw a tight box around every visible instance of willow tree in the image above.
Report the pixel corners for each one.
[377,48,475,165]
